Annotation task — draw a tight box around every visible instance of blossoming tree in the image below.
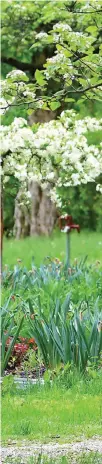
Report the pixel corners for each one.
[1,0,102,247]
[1,110,102,205]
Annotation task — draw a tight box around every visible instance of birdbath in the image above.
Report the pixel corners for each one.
[59,214,80,267]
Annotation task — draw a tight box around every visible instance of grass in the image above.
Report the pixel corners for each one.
[3,452,102,463]
[3,230,102,268]
[2,372,102,443]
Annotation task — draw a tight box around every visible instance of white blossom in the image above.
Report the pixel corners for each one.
[6,70,27,79]
[1,110,102,207]
[36,32,48,40]
[47,52,66,65]
[47,172,55,181]
[53,23,72,32]
[96,184,102,194]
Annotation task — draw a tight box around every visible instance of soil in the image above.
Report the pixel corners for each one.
[5,365,46,379]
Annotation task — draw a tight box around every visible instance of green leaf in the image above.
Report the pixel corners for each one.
[50,101,61,111]
[99,44,102,56]
[77,98,86,105]
[65,79,72,86]
[35,70,46,86]
[79,78,87,86]
[27,109,34,115]
[90,78,102,85]
[86,26,97,34]
[41,102,49,110]
[56,45,72,57]
[64,98,75,102]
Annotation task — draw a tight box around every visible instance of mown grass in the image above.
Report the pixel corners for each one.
[2,372,102,443]
[3,230,102,268]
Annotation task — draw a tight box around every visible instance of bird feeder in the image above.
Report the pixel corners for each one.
[59,214,80,267]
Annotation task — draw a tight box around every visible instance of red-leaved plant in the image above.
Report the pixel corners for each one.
[6,336,37,368]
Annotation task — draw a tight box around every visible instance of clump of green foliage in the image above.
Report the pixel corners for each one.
[1,260,102,373]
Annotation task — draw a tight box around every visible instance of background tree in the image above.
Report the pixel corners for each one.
[1,111,102,238]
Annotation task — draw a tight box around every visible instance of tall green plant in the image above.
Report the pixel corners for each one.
[1,306,24,375]
[28,294,102,371]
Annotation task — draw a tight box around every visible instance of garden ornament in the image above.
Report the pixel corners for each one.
[59,214,80,267]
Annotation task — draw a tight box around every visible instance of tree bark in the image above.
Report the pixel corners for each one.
[28,108,57,125]
[14,183,57,238]
[14,109,57,238]
[13,190,30,239]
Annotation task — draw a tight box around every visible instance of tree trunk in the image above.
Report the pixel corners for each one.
[29,181,42,235]
[13,190,30,239]
[29,109,58,236]
[14,109,58,238]
[29,182,57,236]
[37,187,57,235]
[28,108,57,126]
[14,182,57,238]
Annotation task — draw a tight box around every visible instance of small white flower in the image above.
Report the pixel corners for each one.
[96,184,102,194]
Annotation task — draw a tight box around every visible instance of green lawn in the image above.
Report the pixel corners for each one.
[2,391,101,441]
[2,374,102,443]
[3,230,102,268]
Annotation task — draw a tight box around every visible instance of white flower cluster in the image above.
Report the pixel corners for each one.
[47,52,66,64]
[45,52,72,80]
[4,69,28,85]
[52,22,93,49]
[96,184,102,194]
[22,90,35,99]
[80,0,102,11]
[36,32,48,40]
[1,111,102,206]
[43,20,95,80]
[6,70,28,80]
[53,23,72,32]
[0,98,9,115]
[1,70,31,113]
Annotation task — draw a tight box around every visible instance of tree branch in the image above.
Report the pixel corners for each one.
[66,7,102,14]
[1,82,102,113]
[1,56,43,74]
[79,82,102,93]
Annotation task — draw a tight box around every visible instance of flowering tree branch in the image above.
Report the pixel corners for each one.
[1,0,102,110]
